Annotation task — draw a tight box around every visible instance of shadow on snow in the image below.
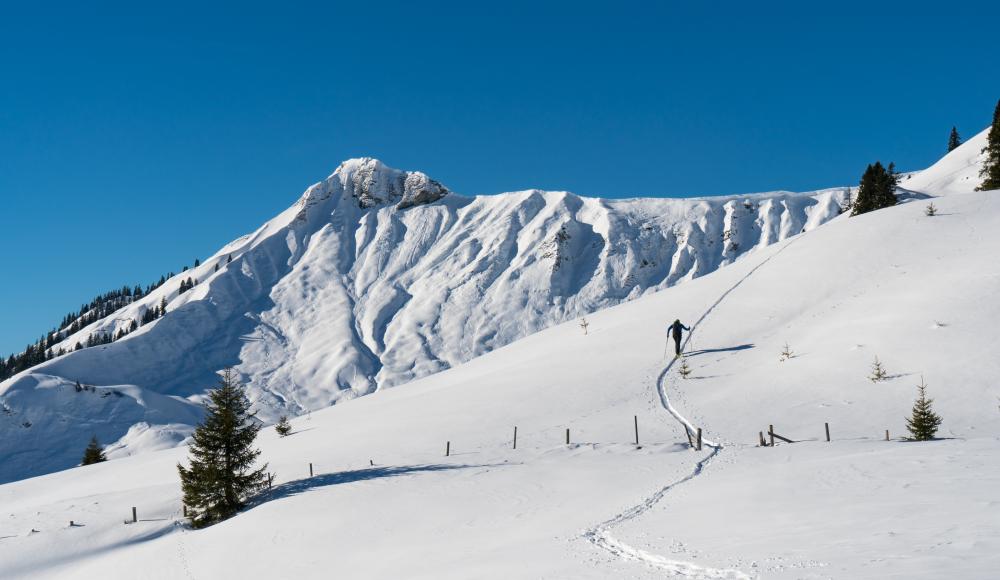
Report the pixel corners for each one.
[684,343,755,357]
[248,463,495,510]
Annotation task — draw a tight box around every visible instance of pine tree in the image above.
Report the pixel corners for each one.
[883,162,900,208]
[869,356,888,382]
[275,415,292,437]
[925,202,938,217]
[852,162,897,216]
[178,369,268,527]
[978,99,1000,191]
[905,377,942,441]
[839,187,853,214]
[81,435,107,465]
[852,164,876,215]
[160,296,168,317]
[948,126,962,152]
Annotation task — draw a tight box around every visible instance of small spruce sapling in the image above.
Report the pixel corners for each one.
[579,317,590,335]
[275,415,292,437]
[905,377,942,441]
[779,342,794,362]
[925,202,938,217]
[869,356,888,382]
[678,357,692,379]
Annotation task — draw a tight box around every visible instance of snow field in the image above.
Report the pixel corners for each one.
[1,129,998,578]
[3,183,999,578]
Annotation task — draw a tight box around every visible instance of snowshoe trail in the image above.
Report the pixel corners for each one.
[174,523,198,580]
[583,239,801,577]
[583,447,749,578]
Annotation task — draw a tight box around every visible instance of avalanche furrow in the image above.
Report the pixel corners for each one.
[583,238,802,578]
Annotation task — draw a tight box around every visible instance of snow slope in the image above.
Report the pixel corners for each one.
[0,141,997,578]
[903,127,989,195]
[0,159,852,483]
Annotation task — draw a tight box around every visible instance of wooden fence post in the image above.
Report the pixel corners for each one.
[565,428,570,445]
[513,426,517,450]
[758,431,766,446]
[634,415,639,446]
[132,507,137,524]
[769,424,775,447]
[309,463,313,477]
[885,429,890,441]
[825,422,831,442]
[696,428,703,451]
[446,441,450,456]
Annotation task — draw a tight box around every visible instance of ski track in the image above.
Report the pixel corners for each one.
[583,239,801,579]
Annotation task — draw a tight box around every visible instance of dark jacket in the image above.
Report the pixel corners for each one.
[667,321,690,339]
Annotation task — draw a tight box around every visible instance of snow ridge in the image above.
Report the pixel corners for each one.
[15,119,992,485]
[2,160,999,578]
[4,122,990,484]
[0,160,855,483]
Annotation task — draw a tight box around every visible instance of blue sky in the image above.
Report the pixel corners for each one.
[1,0,998,355]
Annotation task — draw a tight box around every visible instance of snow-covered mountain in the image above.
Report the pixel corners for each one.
[0,128,996,580]
[0,131,987,484]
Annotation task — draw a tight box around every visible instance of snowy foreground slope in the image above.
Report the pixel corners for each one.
[1,158,853,483]
[1,139,998,578]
